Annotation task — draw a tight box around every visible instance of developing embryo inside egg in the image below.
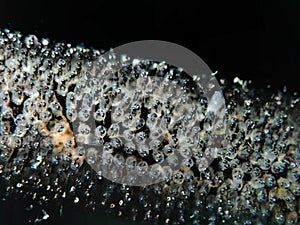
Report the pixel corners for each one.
[0,29,299,225]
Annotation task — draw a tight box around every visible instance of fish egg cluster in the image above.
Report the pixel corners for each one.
[0,29,299,225]
[68,54,220,186]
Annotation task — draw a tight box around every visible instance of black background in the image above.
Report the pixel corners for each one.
[0,0,299,225]
[1,0,300,91]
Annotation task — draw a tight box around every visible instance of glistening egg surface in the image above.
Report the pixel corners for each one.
[0,29,299,225]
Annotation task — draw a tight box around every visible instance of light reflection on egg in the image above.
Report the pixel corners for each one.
[0,28,299,225]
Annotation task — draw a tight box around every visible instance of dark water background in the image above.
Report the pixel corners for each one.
[1,0,299,91]
[0,0,299,224]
